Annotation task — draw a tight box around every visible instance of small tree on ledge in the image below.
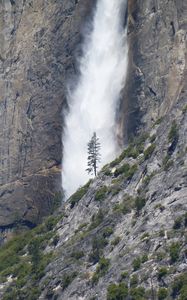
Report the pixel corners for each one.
[86,132,101,177]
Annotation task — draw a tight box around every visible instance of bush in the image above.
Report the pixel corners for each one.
[61,272,77,290]
[132,257,141,271]
[71,250,84,260]
[107,283,128,300]
[158,288,168,300]
[135,197,146,214]
[89,236,108,264]
[144,144,156,160]
[173,216,183,229]
[141,254,148,263]
[130,287,145,300]
[92,257,110,284]
[103,227,114,238]
[172,273,187,298]
[111,236,121,246]
[95,186,108,201]
[89,209,104,230]
[69,180,91,208]
[130,275,138,287]
[168,121,178,144]
[170,242,180,263]
[157,267,168,280]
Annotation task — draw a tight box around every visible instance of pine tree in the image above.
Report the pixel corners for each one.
[86,132,101,176]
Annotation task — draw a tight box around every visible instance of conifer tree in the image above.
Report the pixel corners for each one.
[86,132,101,176]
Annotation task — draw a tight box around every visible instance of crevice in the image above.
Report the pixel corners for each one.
[170,21,175,36]
[148,86,157,97]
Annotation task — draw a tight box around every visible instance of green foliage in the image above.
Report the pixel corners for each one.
[141,254,148,263]
[71,250,84,260]
[168,121,179,144]
[61,272,77,290]
[89,209,104,230]
[135,197,146,214]
[120,271,128,280]
[51,234,60,246]
[94,186,108,201]
[172,273,187,298]
[162,155,174,171]
[111,236,121,246]
[89,235,108,264]
[92,257,110,284]
[69,180,91,208]
[169,242,180,263]
[130,287,145,300]
[107,283,128,300]
[103,227,114,238]
[173,216,183,229]
[157,267,168,280]
[144,143,156,160]
[182,104,187,114]
[158,288,168,300]
[132,257,141,271]
[114,163,138,180]
[130,275,138,287]
[113,196,135,215]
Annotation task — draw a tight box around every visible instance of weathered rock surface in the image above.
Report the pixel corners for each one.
[122,0,187,139]
[0,0,92,227]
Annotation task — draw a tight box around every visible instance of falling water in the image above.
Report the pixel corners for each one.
[62,0,128,198]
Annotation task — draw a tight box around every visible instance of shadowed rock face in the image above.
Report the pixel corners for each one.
[0,0,93,227]
[120,0,187,140]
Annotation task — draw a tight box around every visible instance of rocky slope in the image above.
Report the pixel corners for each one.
[0,0,186,231]
[0,99,186,299]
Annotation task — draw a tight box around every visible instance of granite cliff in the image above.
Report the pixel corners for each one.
[0,0,186,299]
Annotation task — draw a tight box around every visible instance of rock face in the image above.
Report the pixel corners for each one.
[122,0,187,139]
[0,0,92,227]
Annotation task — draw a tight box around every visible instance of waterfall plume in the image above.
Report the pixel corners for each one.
[62,0,128,198]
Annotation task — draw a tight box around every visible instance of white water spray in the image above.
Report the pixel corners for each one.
[62,0,128,198]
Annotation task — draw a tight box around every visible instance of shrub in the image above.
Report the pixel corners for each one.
[107,283,128,300]
[157,267,168,280]
[130,287,145,300]
[89,236,108,264]
[170,242,180,263]
[132,257,141,271]
[71,250,84,260]
[89,209,104,230]
[92,257,110,284]
[130,275,138,287]
[114,163,130,177]
[141,254,148,263]
[51,234,60,246]
[158,288,168,300]
[69,180,91,208]
[144,144,156,160]
[61,272,77,290]
[120,271,128,280]
[184,213,187,227]
[135,197,146,214]
[95,186,108,201]
[182,104,187,114]
[111,236,121,246]
[173,216,183,229]
[168,121,178,144]
[172,273,187,298]
[103,227,114,238]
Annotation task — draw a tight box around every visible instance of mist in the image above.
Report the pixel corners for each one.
[62,0,128,199]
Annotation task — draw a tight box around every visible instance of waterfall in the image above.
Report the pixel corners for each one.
[62,0,128,199]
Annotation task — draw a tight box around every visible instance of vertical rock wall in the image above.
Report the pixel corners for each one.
[0,0,93,227]
[122,0,186,139]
